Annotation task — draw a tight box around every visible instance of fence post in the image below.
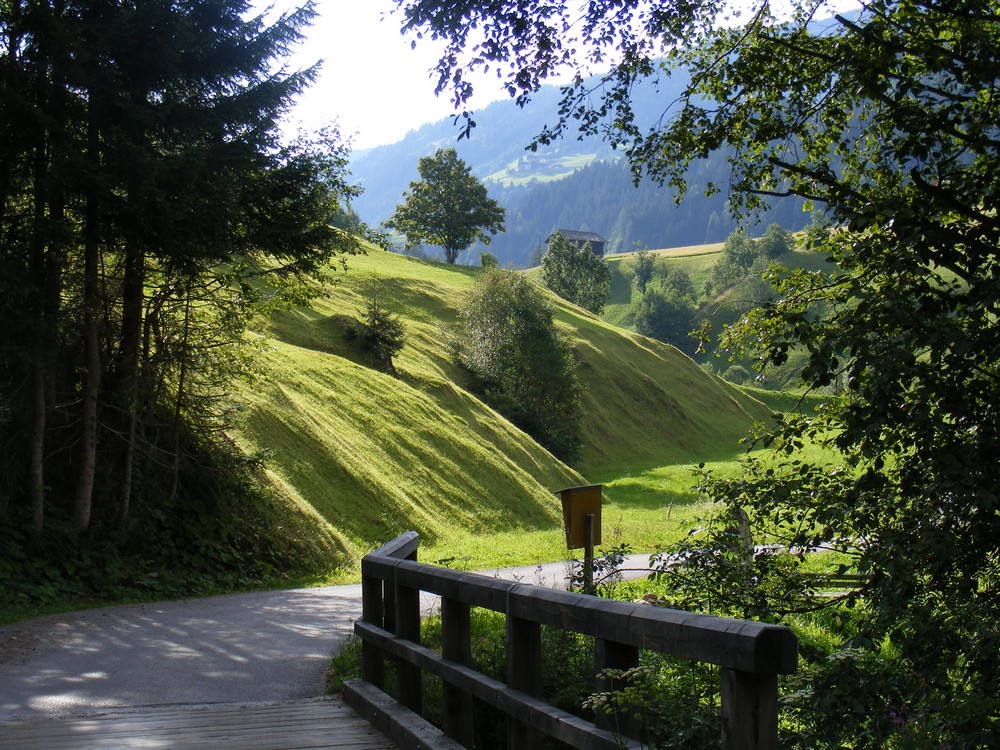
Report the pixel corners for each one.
[506,613,542,750]
[395,549,422,714]
[595,638,640,741]
[720,668,779,750]
[360,570,385,689]
[442,597,474,747]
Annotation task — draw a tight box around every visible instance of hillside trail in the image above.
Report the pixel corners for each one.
[0,553,653,723]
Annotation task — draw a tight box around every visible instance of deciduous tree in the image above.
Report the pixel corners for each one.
[711,229,758,290]
[633,290,696,354]
[540,232,611,314]
[396,0,1000,741]
[453,269,582,461]
[625,245,655,294]
[661,267,696,304]
[386,148,505,264]
[758,223,791,260]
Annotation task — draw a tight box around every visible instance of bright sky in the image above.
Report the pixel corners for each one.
[263,0,506,150]
[261,0,861,150]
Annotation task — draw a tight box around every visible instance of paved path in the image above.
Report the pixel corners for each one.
[0,554,653,723]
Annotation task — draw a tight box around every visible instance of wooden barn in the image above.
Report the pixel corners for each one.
[548,229,607,257]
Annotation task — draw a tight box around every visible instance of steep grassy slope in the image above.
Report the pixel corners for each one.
[551,307,769,477]
[232,248,772,573]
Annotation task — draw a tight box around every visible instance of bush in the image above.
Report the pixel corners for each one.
[453,269,582,461]
[353,282,406,376]
[722,364,754,385]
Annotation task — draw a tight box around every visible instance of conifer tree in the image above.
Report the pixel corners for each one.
[0,0,359,535]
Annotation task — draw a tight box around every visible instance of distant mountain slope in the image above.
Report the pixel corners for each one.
[349,84,619,227]
[232,248,771,567]
[483,160,811,266]
[349,78,811,267]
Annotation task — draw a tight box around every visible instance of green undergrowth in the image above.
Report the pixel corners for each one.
[0,429,343,624]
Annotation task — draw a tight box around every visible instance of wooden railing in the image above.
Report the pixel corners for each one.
[343,532,798,750]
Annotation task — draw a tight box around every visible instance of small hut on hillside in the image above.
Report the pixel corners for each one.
[548,229,607,257]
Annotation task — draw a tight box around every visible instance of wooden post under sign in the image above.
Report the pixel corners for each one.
[583,512,594,592]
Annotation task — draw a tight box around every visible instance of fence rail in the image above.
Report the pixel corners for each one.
[344,532,798,750]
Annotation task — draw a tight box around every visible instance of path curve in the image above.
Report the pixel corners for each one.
[0,554,653,723]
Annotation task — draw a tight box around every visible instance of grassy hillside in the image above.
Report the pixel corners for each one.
[603,244,724,330]
[601,240,838,389]
[549,305,769,476]
[232,247,773,575]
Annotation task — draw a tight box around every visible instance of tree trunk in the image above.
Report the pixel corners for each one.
[29,345,46,535]
[28,134,49,535]
[118,409,137,529]
[74,116,101,535]
[168,284,193,504]
[116,237,145,527]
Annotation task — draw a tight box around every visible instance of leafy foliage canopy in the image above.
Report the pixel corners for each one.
[626,246,655,294]
[396,0,1000,742]
[453,269,582,461]
[540,232,611,314]
[633,291,696,354]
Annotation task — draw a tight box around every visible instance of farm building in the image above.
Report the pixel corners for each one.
[548,229,607,257]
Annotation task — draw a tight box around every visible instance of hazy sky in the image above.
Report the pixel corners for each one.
[263,0,506,150]
[267,0,859,150]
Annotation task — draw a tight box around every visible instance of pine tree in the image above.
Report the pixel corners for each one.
[0,0,359,535]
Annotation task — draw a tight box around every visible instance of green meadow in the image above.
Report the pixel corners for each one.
[233,246,784,579]
[486,152,600,186]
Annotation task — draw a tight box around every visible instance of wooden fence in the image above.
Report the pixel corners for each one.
[343,532,798,750]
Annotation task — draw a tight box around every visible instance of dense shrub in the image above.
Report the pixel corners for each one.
[452,269,583,462]
[352,282,406,376]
